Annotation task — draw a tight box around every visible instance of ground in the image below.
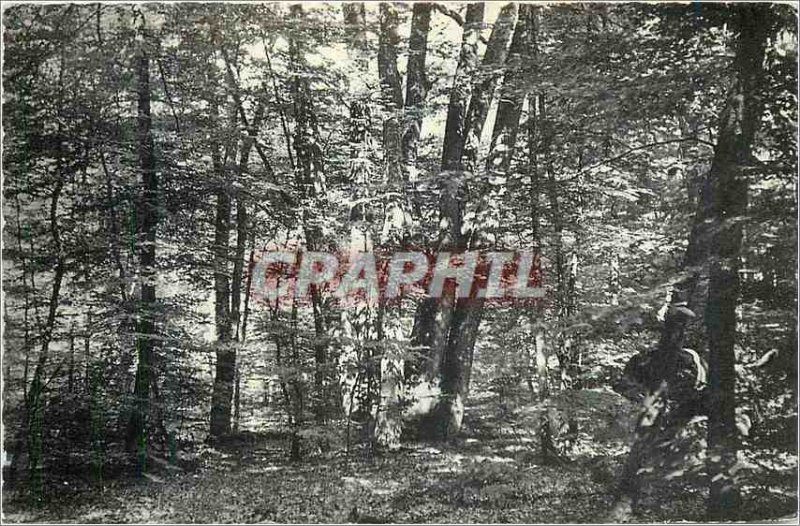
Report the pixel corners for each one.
[2,391,796,523]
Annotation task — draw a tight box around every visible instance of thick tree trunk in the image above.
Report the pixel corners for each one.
[611,6,771,519]
[705,6,770,519]
[440,4,484,173]
[409,5,539,440]
[435,5,536,439]
[378,3,404,110]
[409,3,484,440]
[487,5,535,177]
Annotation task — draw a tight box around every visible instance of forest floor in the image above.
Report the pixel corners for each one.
[2,391,796,523]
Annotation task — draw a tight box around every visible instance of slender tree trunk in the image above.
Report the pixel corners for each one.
[373,2,406,450]
[463,3,518,169]
[28,174,66,504]
[609,251,620,306]
[241,232,256,344]
[10,198,32,488]
[290,4,329,423]
[526,88,556,462]
[338,2,375,436]
[229,102,264,433]
[127,43,159,477]
[209,101,235,438]
[402,2,432,176]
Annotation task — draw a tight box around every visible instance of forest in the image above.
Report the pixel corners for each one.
[1,1,797,523]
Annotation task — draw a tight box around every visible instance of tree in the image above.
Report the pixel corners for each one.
[610,4,775,519]
[127,10,160,475]
[289,4,331,424]
[402,3,433,178]
[408,3,534,439]
[705,5,773,518]
[408,3,484,439]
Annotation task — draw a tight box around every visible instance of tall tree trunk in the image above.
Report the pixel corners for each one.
[440,4,484,173]
[408,4,539,440]
[526,85,556,462]
[213,41,270,435]
[610,6,772,520]
[28,174,66,504]
[9,198,33,489]
[229,102,264,433]
[373,1,406,450]
[706,6,771,519]
[290,4,329,423]
[209,98,235,438]
[436,5,536,439]
[486,5,535,177]
[209,162,234,438]
[409,3,484,440]
[127,40,159,476]
[338,1,375,438]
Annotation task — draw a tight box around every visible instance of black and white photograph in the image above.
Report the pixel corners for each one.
[1,1,798,523]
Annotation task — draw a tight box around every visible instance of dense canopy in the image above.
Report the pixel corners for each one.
[2,2,797,523]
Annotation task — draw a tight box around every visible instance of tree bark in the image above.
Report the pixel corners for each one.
[28,173,65,504]
[127,39,159,477]
[705,6,771,519]
[402,3,433,175]
[611,5,772,519]
[408,5,540,440]
[209,134,234,438]
[487,4,535,177]
[525,87,556,462]
[463,2,518,169]
[408,3,484,440]
[374,1,406,450]
[290,4,330,423]
[435,5,535,439]
[440,4,484,172]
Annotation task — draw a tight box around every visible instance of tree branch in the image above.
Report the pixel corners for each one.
[568,136,716,180]
[156,59,181,133]
[432,3,490,45]
[219,44,275,178]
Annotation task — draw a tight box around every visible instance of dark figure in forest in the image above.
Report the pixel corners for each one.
[613,344,709,419]
[611,300,709,514]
